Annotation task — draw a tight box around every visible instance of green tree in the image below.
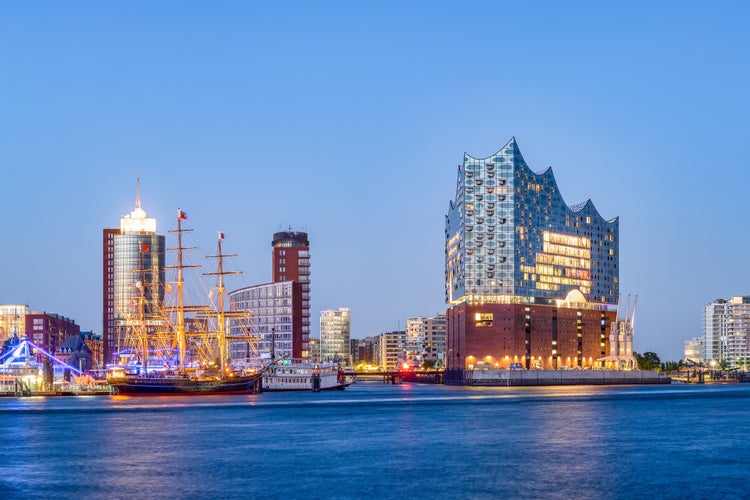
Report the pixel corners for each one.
[634,351,661,371]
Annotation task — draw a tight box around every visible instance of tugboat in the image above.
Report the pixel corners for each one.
[108,210,261,395]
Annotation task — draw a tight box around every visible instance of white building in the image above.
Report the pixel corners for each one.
[684,337,703,363]
[405,314,446,368]
[703,296,750,368]
[320,308,351,364]
[377,330,406,371]
[229,281,296,362]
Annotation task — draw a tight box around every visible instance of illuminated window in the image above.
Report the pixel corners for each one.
[474,313,493,327]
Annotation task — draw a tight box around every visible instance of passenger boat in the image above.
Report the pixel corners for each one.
[108,210,261,396]
[261,360,349,392]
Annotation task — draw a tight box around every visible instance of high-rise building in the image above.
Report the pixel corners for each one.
[102,189,165,365]
[703,296,750,368]
[445,138,619,372]
[320,308,351,364]
[272,230,310,358]
[228,230,310,361]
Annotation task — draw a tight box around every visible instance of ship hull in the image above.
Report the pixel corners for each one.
[111,375,260,396]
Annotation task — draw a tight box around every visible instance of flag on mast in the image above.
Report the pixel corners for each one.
[140,242,150,253]
[178,208,188,220]
[218,231,225,240]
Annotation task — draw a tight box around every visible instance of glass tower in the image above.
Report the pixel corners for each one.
[104,192,165,364]
[320,308,351,364]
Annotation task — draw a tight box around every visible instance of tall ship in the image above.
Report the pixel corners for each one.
[107,209,261,395]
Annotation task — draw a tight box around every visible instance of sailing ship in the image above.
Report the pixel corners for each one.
[108,210,261,395]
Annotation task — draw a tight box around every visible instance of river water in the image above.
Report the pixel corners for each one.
[1,382,749,499]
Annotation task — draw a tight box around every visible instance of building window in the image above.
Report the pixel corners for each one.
[475,313,493,327]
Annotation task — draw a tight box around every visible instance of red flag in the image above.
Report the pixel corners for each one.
[218,231,225,240]
[178,208,188,220]
[140,242,150,253]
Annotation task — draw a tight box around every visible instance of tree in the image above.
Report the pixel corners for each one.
[661,361,679,372]
[634,351,661,371]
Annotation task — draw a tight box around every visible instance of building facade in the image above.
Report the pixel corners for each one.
[0,304,30,344]
[377,330,406,371]
[103,192,165,365]
[703,296,750,368]
[272,230,311,359]
[684,337,703,363]
[228,230,310,362]
[228,281,301,361]
[0,305,80,356]
[404,314,446,368]
[320,308,351,364]
[445,138,619,371]
[351,336,377,367]
[423,314,446,368]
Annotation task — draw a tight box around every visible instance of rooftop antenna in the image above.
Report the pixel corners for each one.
[135,173,141,209]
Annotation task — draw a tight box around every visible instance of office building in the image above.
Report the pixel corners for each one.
[102,188,165,365]
[320,308,351,364]
[445,138,619,371]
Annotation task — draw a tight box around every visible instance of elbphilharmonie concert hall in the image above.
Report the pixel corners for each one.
[445,138,619,371]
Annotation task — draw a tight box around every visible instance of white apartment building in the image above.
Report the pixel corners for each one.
[703,296,750,368]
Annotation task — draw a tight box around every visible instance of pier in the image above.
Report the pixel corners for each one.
[444,368,671,386]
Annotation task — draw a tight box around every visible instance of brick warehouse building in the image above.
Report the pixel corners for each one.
[445,138,618,372]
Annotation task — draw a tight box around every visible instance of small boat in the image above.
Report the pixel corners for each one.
[261,360,349,392]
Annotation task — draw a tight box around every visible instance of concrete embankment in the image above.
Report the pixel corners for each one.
[444,369,671,386]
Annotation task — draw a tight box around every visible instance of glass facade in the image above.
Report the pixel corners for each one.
[113,234,165,321]
[446,138,618,306]
[320,308,351,364]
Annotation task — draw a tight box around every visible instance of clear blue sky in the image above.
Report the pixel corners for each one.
[1,2,748,361]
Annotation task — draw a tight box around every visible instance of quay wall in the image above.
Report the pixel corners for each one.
[444,369,671,386]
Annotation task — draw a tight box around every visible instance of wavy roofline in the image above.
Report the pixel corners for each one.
[463,137,617,225]
[464,136,520,163]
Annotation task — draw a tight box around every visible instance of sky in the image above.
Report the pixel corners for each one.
[0,1,748,361]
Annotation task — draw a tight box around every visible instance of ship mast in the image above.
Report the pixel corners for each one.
[204,231,240,373]
[138,242,148,374]
[167,209,196,372]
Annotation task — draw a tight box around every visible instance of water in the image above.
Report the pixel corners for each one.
[1,383,749,499]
